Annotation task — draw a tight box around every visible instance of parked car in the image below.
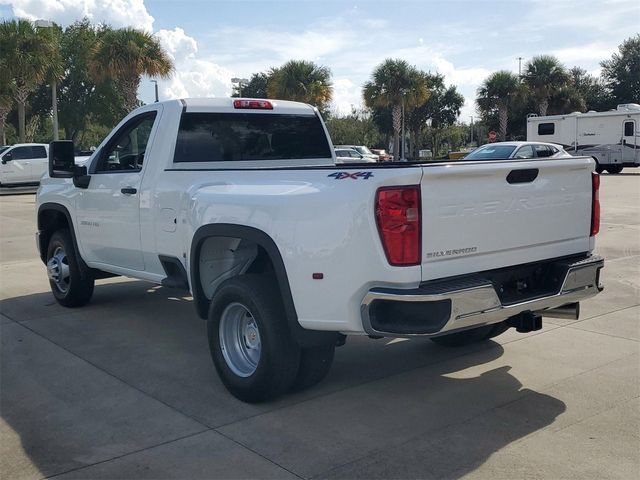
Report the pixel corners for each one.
[335,148,377,164]
[371,148,392,161]
[36,98,604,402]
[334,144,379,162]
[0,143,49,185]
[463,141,571,161]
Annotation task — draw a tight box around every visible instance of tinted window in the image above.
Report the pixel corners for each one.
[538,123,555,135]
[0,146,10,155]
[174,113,331,162]
[31,146,47,158]
[464,145,516,160]
[624,121,634,137]
[10,146,33,160]
[96,113,157,172]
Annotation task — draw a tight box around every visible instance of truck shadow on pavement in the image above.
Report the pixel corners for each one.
[1,280,566,479]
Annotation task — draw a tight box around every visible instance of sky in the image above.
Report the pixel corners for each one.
[1,0,639,122]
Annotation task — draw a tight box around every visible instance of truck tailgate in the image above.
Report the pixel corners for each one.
[420,157,594,281]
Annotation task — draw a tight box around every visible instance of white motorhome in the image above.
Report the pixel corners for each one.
[527,103,640,174]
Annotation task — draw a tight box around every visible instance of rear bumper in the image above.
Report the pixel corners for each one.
[361,255,604,337]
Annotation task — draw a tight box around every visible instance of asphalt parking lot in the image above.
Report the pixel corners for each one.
[1,173,638,480]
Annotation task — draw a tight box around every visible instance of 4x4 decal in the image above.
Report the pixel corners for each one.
[328,171,374,180]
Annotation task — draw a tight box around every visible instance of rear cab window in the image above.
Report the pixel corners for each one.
[173,113,332,163]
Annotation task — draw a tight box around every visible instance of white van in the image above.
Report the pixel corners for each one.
[0,143,49,185]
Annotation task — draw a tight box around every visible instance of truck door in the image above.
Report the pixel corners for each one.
[622,119,637,163]
[29,145,48,181]
[76,111,158,271]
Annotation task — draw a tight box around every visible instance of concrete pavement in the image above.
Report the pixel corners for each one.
[1,173,638,479]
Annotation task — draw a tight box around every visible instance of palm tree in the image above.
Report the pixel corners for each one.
[90,28,173,111]
[267,60,333,113]
[0,19,57,142]
[476,71,521,141]
[523,55,569,116]
[363,59,429,160]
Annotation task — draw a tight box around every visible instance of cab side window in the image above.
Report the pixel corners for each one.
[95,113,157,173]
[10,146,33,160]
[31,146,47,158]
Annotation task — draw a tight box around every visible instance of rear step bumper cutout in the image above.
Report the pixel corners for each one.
[360,255,603,337]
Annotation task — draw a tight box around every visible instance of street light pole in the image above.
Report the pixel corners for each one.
[231,77,249,97]
[151,80,159,102]
[517,57,524,77]
[401,95,405,161]
[35,19,58,140]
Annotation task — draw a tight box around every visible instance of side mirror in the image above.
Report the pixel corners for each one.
[2,152,12,163]
[49,141,75,178]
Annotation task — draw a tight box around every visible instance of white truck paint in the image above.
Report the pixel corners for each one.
[36,98,604,401]
[527,103,640,174]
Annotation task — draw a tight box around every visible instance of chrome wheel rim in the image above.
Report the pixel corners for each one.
[219,302,261,377]
[47,246,70,294]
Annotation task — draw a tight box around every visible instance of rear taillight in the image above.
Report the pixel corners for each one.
[375,186,421,266]
[591,172,600,236]
[233,99,273,110]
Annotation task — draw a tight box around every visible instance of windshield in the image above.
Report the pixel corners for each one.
[464,145,516,160]
[0,146,10,155]
[354,146,372,155]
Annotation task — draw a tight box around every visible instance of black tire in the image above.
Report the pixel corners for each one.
[606,165,623,174]
[46,229,94,307]
[207,274,300,403]
[430,324,495,347]
[290,345,335,392]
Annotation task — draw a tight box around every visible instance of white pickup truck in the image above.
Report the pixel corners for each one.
[36,98,604,402]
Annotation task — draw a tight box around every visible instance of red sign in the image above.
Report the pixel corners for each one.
[488,131,497,142]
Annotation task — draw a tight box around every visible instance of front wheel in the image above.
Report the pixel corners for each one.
[207,275,300,403]
[46,229,94,307]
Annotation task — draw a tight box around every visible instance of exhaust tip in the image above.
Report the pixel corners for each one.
[539,302,580,320]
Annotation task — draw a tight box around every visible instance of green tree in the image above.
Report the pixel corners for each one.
[325,109,383,147]
[523,55,569,116]
[267,60,333,113]
[0,19,58,142]
[58,21,126,142]
[231,72,269,98]
[601,35,640,105]
[408,72,463,156]
[0,73,13,145]
[363,59,429,160]
[90,27,174,111]
[568,67,614,111]
[476,70,521,141]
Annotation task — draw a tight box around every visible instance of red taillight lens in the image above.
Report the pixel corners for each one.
[233,99,273,110]
[591,172,600,236]
[375,186,421,266]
